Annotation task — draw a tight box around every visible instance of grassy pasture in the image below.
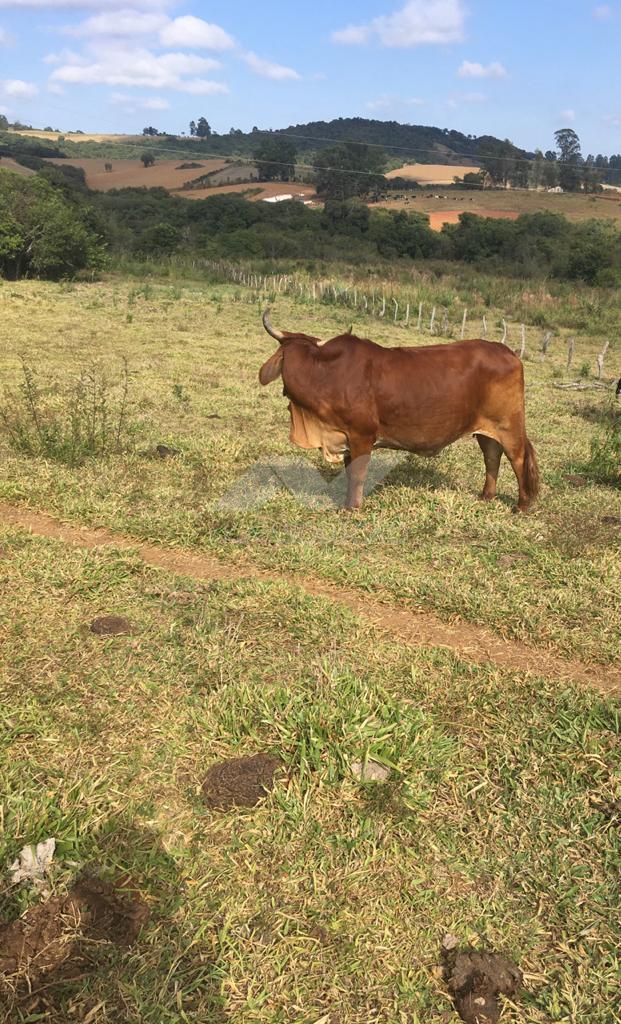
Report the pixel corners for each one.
[1,524,619,1022]
[0,272,619,1020]
[374,188,621,225]
[0,276,618,665]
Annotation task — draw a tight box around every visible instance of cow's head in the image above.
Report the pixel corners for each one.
[259,309,338,385]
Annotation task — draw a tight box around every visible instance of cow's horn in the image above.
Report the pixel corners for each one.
[262,308,285,342]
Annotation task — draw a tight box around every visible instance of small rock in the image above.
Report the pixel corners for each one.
[90,615,132,636]
[351,759,391,783]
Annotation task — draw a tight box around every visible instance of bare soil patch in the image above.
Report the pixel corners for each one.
[442,939,522,1024]
[43,157,228,192]
[1,502,619,695]
[0,157,36,178]
[428,210,520,231]
[202,754,282,809]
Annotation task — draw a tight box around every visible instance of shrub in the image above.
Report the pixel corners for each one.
[0,358,139,465]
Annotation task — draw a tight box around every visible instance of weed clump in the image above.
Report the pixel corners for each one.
[584,413,620,486]
[0,357,139,465]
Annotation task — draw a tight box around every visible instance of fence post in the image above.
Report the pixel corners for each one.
[596,340,609,379]
[461,308,468,339]
[541,330,552,358]
[417,302,423,331]
[429,307,436,334]
[405,303,410,326]
[519,324,526,359]
[482,315,488,338]
[566,337,575,372]
[393,298,399,322]
[501,319,508,345]
[379,295,386,318]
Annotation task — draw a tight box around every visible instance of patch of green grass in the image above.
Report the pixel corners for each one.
[0,527,619,1022]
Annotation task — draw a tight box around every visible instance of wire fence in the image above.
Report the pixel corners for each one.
[199,257,614,380]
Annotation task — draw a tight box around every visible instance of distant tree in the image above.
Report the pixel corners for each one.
[43,126,54,132]
[454,170,486,189]
[478,139,520,188]
[189,120,197,137]
[104,162,113,173]
[528,150,546,190]
[195,118,211,138]
[140,152,155,168]
[254,137,297,181]
[555,128,583,192]
[0,114,8,131]
[314,143,386,200]
[142,126,159,137]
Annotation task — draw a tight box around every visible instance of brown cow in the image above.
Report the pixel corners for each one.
[259,311,540,512]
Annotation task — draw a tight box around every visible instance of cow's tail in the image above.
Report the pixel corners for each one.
[524,437,540,502]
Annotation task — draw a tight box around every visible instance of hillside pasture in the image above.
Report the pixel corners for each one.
[387,163,482,184]
[44,156,229,192]
[0,276,619,1023]
[0,156,36,177]
[376,186,621,224]
[181,180,318,202]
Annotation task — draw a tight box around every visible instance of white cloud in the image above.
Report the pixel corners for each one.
[0,24,14,43]
[0,78,38,98]
[49,46,226,93]
[331,24,370,45]
[462,91,488,102]
[110,91,169,109]
[65,10,168,38]
[332,0,465,48]
[159,15,235,50]
[560,108,576,122]
[603,113,621,126]
[242,51,300,80]
[593,4,614,19]
[458,60,507,79]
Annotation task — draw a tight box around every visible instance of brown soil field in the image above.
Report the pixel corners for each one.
[0,156,36,177]
[182,180,318,203]
[387,162,481,184]
[43,157,228,192]
[427,209,520,230]
[375,187,621,223]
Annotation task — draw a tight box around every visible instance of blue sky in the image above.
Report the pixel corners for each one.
[0,0,619,154]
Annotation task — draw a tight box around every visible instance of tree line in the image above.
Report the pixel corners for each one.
[1,160,619,286]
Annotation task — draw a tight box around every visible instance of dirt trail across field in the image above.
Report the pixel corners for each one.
[2,502,619,696]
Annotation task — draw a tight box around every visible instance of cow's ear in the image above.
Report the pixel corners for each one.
[259,348,284,385]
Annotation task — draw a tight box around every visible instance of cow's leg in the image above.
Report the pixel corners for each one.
[476,434,503,501]
[344,440,373,509]
[499,436,534,512]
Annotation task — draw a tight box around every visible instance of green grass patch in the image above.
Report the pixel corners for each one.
[0,527,619,1022]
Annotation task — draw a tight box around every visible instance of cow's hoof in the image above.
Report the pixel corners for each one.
[513,503,531,514]
[479,491,496,502]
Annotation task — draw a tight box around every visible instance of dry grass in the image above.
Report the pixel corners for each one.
[375,187,621,224]
[0,277,618,667]
[387,163,482,184]
[181,181,318,203]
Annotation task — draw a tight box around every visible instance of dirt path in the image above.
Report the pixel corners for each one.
[2,502,619,696]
